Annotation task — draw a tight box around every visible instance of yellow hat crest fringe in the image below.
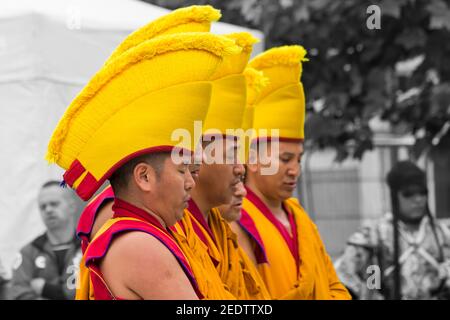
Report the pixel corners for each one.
[247,45,309,142]
[224,32,259,54]
[244,67,269,103]
[249,45,308,77]
[107,5,221,61]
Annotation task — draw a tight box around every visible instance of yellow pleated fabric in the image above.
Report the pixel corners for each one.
[75,255,95,300]
[208,208,270,300]
[172,216,236,299]
[178,208,270,299]
[242,197,351,300]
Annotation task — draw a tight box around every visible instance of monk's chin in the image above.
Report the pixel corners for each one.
[278,189,294,201]
[174,209,186,223]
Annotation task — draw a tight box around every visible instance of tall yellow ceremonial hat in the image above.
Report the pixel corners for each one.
[241,67,269,160]
[107,5,221,62]
[46,33,241,201]
[202,32,259,137]
[247,45,308,142]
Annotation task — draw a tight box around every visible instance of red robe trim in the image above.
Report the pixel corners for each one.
[76,185,115,252]
[84,198,203,300]
[243,187,299,269]
[238,209,268,264]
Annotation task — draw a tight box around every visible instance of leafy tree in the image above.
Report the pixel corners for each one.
[143,0,450,161]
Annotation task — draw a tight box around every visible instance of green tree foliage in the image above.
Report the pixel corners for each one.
[143,0,450,160]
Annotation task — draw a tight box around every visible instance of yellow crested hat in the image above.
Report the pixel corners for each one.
[202,32,259,137]
[247,45,308,142]
[240,67,269,161]
[106,5,221,62]
[46,33,240,201]
[242,67,269,131]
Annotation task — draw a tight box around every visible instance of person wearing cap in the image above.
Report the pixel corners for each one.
[335,161,450,299]
[240,46,351,300]
[174,32,271,300]
[46,32,241,299]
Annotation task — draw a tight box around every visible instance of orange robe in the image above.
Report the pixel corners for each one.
[179,200,270,299]
[171,218,235,300]
[241,187,351,300]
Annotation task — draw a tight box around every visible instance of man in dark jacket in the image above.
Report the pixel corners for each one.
[9,181,82,300]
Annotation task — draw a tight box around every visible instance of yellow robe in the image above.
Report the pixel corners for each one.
[170,220,236,300]
[75,255,95,300]
[179,202,270,300]
[242,190,351,300]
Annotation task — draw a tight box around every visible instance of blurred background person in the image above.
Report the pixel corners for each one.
[0,257,9,299]
[8,181,82,300]
[335,161,450,299]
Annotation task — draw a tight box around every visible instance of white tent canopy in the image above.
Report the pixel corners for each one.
[0,0,264,273]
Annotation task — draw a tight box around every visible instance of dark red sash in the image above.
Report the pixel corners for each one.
[84,199,203,300]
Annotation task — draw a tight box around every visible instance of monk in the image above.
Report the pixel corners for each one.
[75,4,222,252]
[90,152,200,299]
[240,46,352,300]
[178,136,270,300]
[72,6,239,300]
[46,32,241,299]
[217,178,266,268]
[171,31,272,299]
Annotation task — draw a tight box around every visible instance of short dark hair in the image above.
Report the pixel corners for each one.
[109,151,170,195]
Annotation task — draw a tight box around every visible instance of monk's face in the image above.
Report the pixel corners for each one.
[196,138,245,207]
[152,157,195,226]
[250,141,303,201]
[217,181,247,222]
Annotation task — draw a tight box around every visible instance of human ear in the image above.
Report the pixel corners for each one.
[133,162,156,193]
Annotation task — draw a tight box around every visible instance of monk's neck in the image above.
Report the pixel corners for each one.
[117,195,167,229]
[246,182,284,216]
[190,191,213,222]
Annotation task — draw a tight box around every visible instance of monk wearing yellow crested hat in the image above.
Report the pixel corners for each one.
[173,32,271,300]
[63,5,238,300]
[46,31,241,299]
[238,46,352,300]
[75,5,222,253]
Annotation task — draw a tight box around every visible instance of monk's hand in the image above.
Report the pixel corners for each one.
[31,278,45,295]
